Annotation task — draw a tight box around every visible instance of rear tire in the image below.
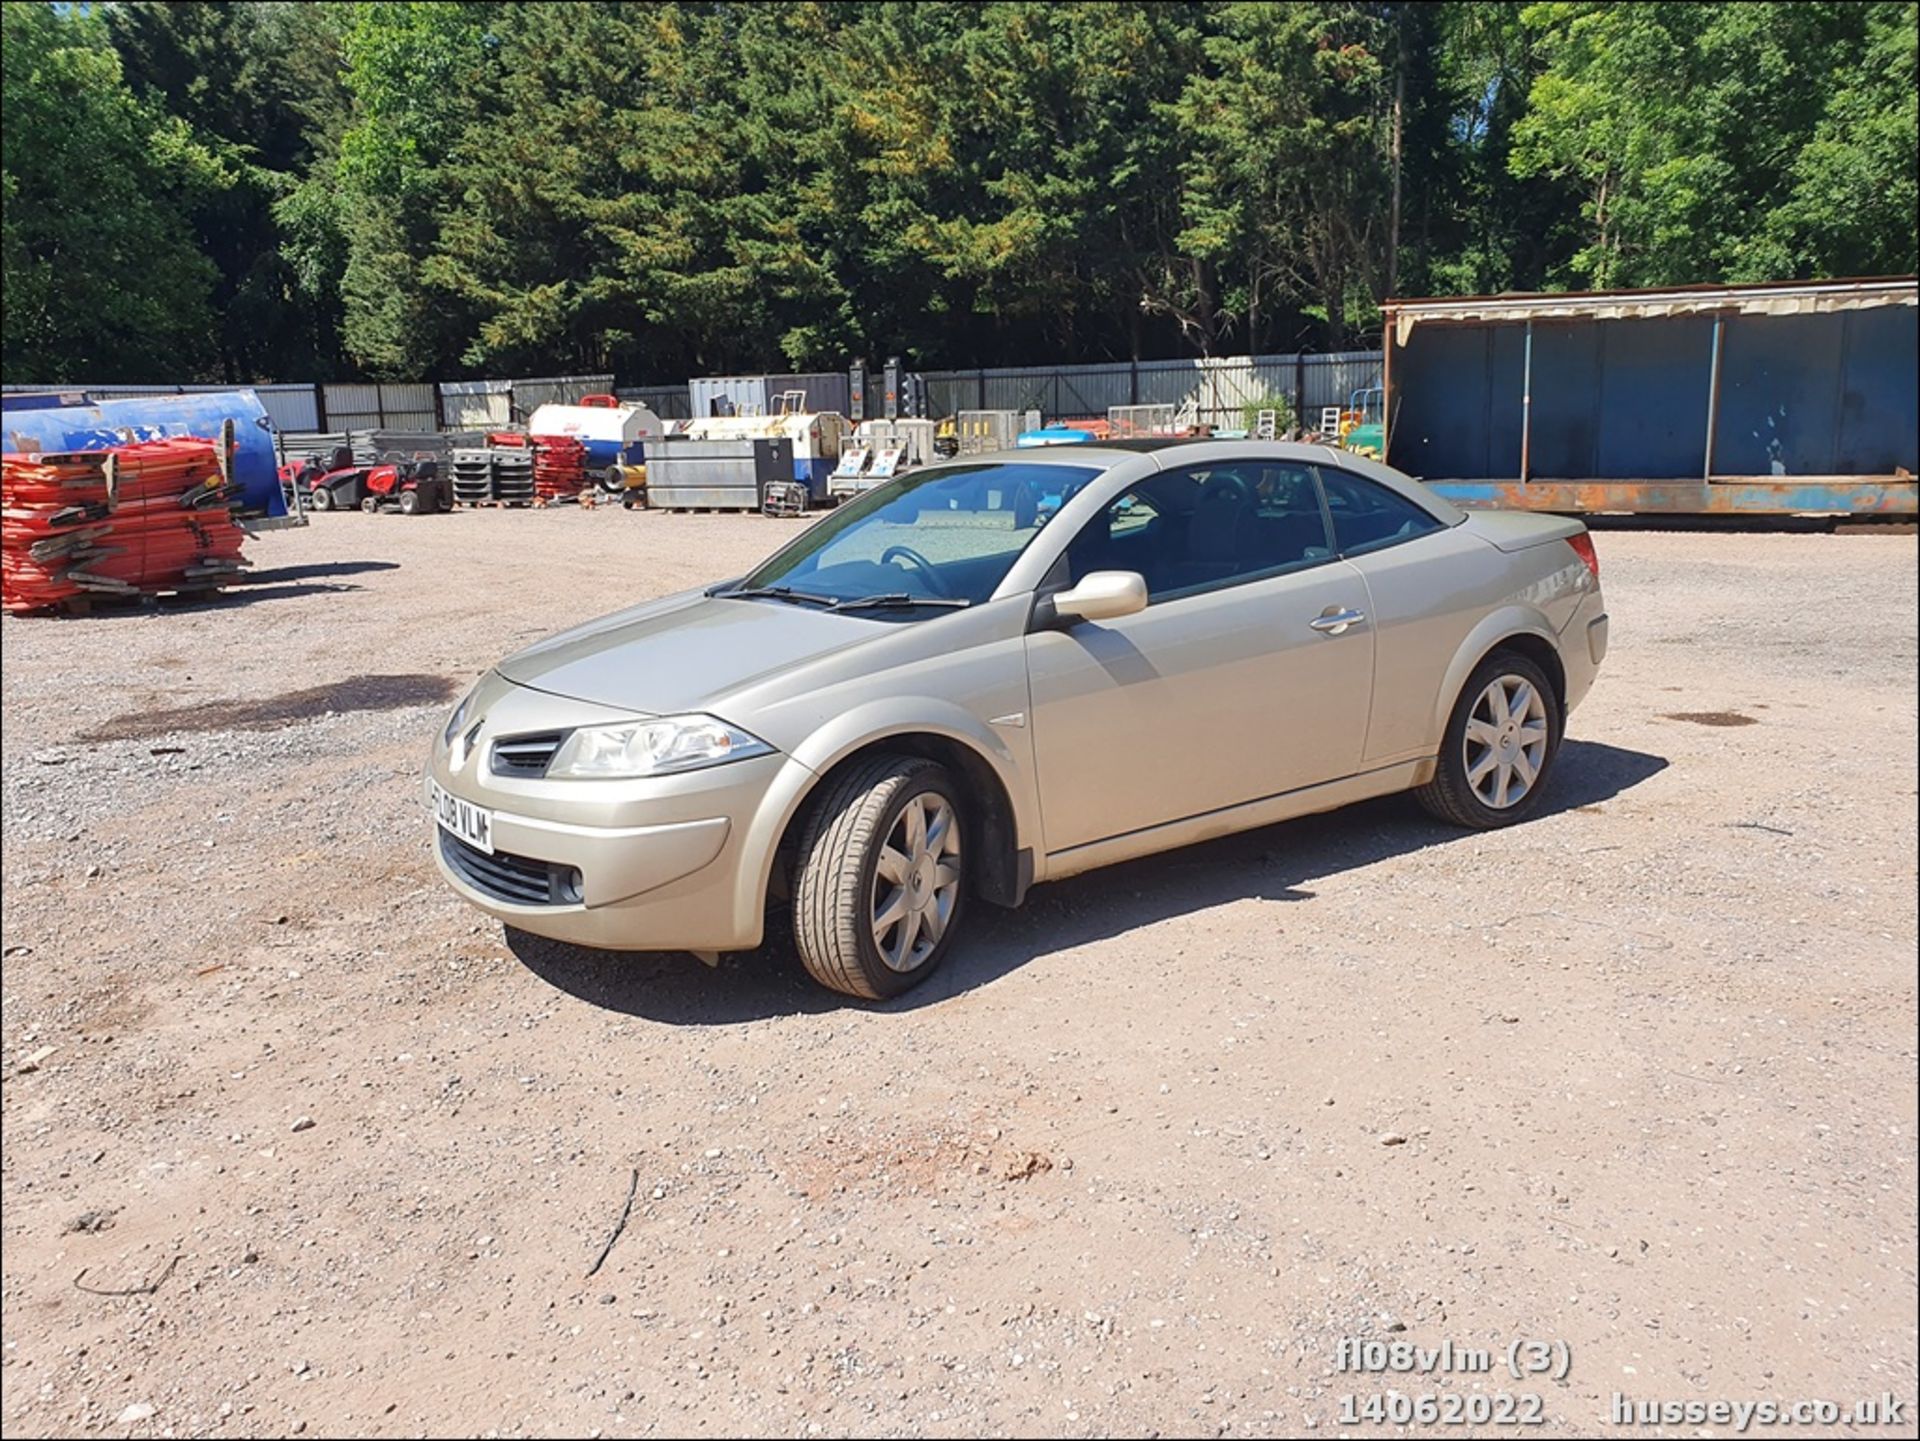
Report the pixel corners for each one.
[1416,650,1562,829]
[792,755,966,1000]
[398,489,419,515]
[309,485,332,511]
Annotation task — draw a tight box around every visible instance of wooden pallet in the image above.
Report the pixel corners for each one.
[14,584,229,619]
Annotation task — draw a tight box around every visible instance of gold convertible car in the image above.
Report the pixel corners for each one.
[429,441,1608,999]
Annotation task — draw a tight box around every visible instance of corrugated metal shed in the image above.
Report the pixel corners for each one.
[687,373,853,419]
[508,375,614,421]
[689,376,770,418]
[440,379,512,430]
[1383,277,1918,514]
[616,385,691,419]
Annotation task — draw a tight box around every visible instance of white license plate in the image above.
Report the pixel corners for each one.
[431,780,494,854]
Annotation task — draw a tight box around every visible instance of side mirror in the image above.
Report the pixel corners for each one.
[1048,570,1148,625]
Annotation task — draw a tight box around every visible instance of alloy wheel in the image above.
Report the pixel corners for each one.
[870,792,962,972]
[1464,673,1550,809]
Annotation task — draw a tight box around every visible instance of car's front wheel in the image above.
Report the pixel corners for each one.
[792,755,965,999]
[1416,650,1563,828]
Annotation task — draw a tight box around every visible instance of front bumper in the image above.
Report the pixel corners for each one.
[426,673,803,952]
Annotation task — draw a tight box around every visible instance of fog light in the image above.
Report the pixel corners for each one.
[559,868,585,904]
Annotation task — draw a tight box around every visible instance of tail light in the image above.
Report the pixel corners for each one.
[1566,531,1600,582]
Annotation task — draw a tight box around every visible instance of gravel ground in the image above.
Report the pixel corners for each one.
[2,507,1914,1438]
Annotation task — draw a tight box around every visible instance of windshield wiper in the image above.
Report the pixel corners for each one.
[718,584,839,608]
[828,592,972,612]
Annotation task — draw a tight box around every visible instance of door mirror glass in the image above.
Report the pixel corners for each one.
[1051,570,1148,624]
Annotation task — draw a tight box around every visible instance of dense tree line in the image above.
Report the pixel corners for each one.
[3,1,1914,385]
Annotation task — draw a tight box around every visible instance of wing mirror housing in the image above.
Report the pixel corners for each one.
[1041,570,1148,627]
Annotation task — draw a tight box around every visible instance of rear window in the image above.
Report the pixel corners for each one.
[1317,468,1443,556]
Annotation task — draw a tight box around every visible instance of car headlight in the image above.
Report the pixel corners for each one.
[442,684,479,747]
[545,714,773,779]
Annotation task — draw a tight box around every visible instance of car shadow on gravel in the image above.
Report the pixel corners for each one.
[508,739,1669,1025]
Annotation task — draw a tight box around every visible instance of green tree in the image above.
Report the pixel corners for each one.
[1734,1,1919,279]
[106,1,351,381]
[1178,2,1392,348]
[1420,1,1580,295]
[1,3,219,382]
[1511,1,1919,288]
[329,0,494,377]
[9,1,1915,384]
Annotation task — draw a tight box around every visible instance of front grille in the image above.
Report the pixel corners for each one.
[438,827,578,906]
[490,731,565,777]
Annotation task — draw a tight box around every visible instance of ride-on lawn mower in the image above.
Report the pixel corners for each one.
[291,449,449,514]
[358,458,451,514]
[290,447,368,512]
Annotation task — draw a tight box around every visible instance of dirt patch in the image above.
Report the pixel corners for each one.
[1,514,1914,1438]
[78,672,455,742]
[1662,709,1758,726]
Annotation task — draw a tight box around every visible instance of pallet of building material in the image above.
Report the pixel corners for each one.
[350,429,450,465]
[2,438,249,614]
[491,448,535,505]
[531,434,589,502]
[276,431,352,465]
[450,448,496,505]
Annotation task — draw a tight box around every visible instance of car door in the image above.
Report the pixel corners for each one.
[1023,461,1376,855]
[1312,464,1479,764]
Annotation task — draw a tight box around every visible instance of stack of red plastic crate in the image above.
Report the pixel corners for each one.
[530,434,588,502]
[1,437,248,613]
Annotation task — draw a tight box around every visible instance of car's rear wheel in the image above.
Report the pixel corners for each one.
[792,755,965,999]
[1416,650,1562,829]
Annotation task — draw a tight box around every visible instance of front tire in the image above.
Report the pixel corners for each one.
[792,755,966,999]
[1416,650,1562,829]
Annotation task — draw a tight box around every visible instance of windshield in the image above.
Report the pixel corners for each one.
[734,462,1100,609]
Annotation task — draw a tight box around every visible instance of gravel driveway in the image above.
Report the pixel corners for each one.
[2,508,1914,1437]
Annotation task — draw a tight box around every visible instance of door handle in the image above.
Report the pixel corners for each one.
[1309,607,1367,635]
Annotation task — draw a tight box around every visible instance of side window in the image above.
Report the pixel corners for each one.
[1066,464,1335,600]
[1316,467,1443,556]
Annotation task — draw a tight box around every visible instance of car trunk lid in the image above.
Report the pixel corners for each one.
[1461,510,1589,552]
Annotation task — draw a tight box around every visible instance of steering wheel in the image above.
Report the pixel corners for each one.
[1197,471,1253,509]
[879,544,951,596]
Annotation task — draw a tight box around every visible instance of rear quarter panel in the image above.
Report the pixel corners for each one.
[1345,524,1590,763]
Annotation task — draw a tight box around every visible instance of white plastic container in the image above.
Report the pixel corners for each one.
[525,396,664,470]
